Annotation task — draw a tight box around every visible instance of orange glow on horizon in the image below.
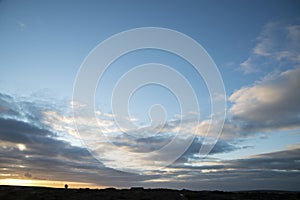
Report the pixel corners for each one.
[0,178,104,189]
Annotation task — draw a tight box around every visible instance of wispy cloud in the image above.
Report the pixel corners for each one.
[240,21,300,74]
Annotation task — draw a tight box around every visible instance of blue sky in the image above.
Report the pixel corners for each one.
[0,0,300,190]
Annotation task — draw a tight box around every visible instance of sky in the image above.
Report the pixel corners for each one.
[0,0,300,191]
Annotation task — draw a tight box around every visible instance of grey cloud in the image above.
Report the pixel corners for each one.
[0,117,100,177]
[108,133,172,153]
[0,92,158,186]
[160,148,300,191]
[0,118,53,143]
[174,137,239,164]
[0,93,49,130]
[0,93,20,118]
[230,148,300,171]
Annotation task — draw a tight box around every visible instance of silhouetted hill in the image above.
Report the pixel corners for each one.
[0,185,299,200]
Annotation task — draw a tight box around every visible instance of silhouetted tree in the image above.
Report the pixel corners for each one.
[65,184,68,190]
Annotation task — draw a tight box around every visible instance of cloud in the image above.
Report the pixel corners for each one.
[230,147,300,171]
[0,92,149,186]
[240,21,300,74]
[0,92,300,190]
[157,148,300,191]
[175,137,239,164]
[0,117,101,180]
[229,67,300,133]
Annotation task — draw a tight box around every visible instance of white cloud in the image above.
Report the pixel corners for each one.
[229,67,300,132]
[17,144,26,151]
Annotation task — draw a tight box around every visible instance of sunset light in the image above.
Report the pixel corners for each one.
[0,178,101,189]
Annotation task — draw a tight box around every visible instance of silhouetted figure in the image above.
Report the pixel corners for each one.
[65,184,68,190]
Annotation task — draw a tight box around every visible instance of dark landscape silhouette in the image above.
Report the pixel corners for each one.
[0,185,299,200]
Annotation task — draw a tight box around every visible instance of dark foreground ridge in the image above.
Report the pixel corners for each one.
[0,185,299,200]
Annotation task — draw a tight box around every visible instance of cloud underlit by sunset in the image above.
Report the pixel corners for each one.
[0,0,300,191]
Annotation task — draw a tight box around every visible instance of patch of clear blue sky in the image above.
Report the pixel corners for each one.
[95,49,210,121]
[1,0,299,99]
